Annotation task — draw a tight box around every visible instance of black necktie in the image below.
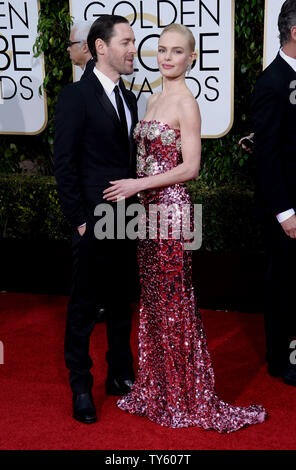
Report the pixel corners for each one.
[114,85,128,139]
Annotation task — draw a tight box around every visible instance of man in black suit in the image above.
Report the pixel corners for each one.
[54,15,138,423]
[68,22,106,325]
[252,0,296,385]
[67,21,94,80]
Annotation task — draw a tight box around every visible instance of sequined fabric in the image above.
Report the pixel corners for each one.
[117,120,267,432]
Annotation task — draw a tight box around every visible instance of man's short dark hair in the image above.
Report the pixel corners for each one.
[278,0,296,46]
[87,14,129,62]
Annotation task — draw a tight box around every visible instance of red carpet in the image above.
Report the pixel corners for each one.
[0,292,295,450]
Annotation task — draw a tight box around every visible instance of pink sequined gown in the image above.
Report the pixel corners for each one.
[117,120,267,432]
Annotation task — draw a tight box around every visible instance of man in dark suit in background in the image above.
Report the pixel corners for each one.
[252,0,296,385]
[54,15,138,423]
[67,21,94,80]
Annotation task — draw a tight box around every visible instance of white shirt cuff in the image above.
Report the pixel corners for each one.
[77,222,86,228]
[276,209,295,223]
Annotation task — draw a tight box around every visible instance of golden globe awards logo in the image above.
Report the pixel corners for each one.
[70,0,235,138]
[0,0,47,135]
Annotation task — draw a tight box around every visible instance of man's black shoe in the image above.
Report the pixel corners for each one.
[105,377,134,396]
[72,392,97,424]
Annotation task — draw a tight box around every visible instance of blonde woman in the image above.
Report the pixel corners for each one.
[104,24,267,432]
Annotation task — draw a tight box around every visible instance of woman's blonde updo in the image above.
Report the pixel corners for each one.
[160,24,196,52]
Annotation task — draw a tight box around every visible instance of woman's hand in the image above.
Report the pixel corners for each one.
[103,178,142,201]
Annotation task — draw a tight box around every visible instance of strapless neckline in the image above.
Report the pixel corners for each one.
[139,119,180,133]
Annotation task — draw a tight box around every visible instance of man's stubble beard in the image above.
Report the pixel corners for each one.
[108,51,134,77]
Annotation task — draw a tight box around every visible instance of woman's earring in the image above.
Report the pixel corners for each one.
[186,65,191,76]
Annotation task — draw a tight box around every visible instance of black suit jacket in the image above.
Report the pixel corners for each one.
[251,53,296,218]
[80,58,95,80]
[54,71,138,231]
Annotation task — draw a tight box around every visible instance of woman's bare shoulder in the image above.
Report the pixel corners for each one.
[178,91,200,115]
[178,90,198,106]
[176,92,201,128]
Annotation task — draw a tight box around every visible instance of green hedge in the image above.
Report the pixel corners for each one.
[0,174,68,240]
[0,174,263,252]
